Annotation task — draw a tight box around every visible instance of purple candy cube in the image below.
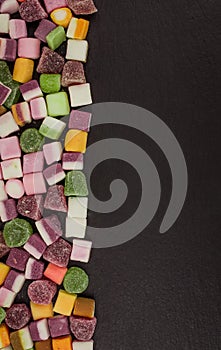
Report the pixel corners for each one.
[34,19,56,42]
[29,319,50,341]
[69,316,97,341]
[36,215,63,246]
[0,38,17,61]
[48,316,70,338]
[62,153,83,171]
[44,185,67,213]
[25,257,44,280]
[6,248,30,271]
[20,80,43,102]
[4,270,25,293]
[9,19,27,39]
[69,110,92,132]
[17,195,44,221]
[24,233,47,259]
[0,82,11,105]
[43,0,67,13]
[0,199,17,222]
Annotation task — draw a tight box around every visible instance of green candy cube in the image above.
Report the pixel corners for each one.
[64,171,88,197]
[0,307,6,324]
[46,91,70,117]
[46,26,66,50]
[39,116,66,140]
[0,61,20,108]
[40,74,61,94]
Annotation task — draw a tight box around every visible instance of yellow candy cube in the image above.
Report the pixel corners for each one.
[65,129,88,153]
[13,58,34,83]
[0,324,10,349]
[50,8,72,28]
[30,302,54,321]
[0,263,10,286]
[74,19,90,40]
[53,290,77,316]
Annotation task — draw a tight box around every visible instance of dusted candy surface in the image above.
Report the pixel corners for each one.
[17,195,44,220]
[74,18,89,40]
[44,185,68,213]
[0,38,17,61]
[61,61,86,87]
[65,217,87,239]
[43,163,66,186]
[19,0,48,22]
[43,238,71,267]
[66,39,88,63]
[25,257,44,280]
[5,304,31,330]
[0,82,11,105]
[67,0,97,15]
[20,128,44,153]
[5,179,25,199]
[53,290,77,316]
[30,97,47,120]
[40,74,61,94]
[37,47,64,74]
[68,197,88,218]
[1,158,22,180]
[64,171,88,197]
[48,316,70,338]
[0,136,21,160]
[68,83,92,107]
[30,302,53,321]
[72,341,93,350]
[28,280,57,305]
[69,316,97,341]
[63,267,89,294]
[6,248,30,271]
[69,110,91,132]
[20,79,42,101]
[43,142,63,165]
[43,0,67,14]
[18,38,41,59]
[3,218,33,248]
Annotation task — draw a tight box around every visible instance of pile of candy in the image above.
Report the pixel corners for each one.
[0,0,98,349]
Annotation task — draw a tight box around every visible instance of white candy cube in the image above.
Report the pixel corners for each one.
[68,83,92,108]
[68,197,88,218]
[66,17,78,38]
[0,111,19,138]
[1,158,22,180]
[43,142,63,165]
[72,341,94,350]
[65,217,87,238]
[0,14,10,34]
[66,39,88,62]
[71,239,92,263]
[0,287,16,308]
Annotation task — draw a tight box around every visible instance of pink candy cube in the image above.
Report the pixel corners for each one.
[23,172,46,195]
[20,80,43,102]
[0,287,16,308]
[0,136,21,160]
[9,19,27,39]
[0,198,18,222]
[43,142,62,165]
[43,0,67,13]
[0,38,17,61]
[43,163,66,186]
[18,38,41,59]
[30,97,47,120]
[0,0,19,14]
[69,110,92,132]
[23,151,44,174]
[71,239,92,263]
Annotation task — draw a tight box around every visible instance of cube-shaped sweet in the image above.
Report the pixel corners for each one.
[50,8,72,28]
[17,195,44,221]
[23,152,44,175]
[6,248,30,271]
[29,319,50,341]
[0,199,17,222]
[0,38,17,61]
[65,217,87,238]
[72,341,93,350]
[43,0,67,13]
[0,287,16,308]
[48,316,70,338]
[30,97,47,120]
[0,14,9,34]
[0,180,7,201]
[66,17,78,38]
[11,102,32,126]
[4,270,25,293]
[18,38,41,59]
[73,298,95,319]
[44,263,67,285]
[68,83,92,108]
[66,39,88,62]
[43,142,62,165]
[34,19,56,43]
[23,173,46,195]
[68,197,88,218]
[0,263,10,286]
[62,153,83,171]
[36,215,63,246]
[10,326,33,350]
[66,0,97,15]
[9,19,27,39]
[46,92,70,117]
[25,257,44,280]
[37,47,64,74]
[30,302,54,321]
[24,233,46,259]
[35,339,52,350]
[53,290,77,316]
[64,129,88,153]
[61,61,86,87]
[39,117,66,140]
[71,239,92,263]
[0,112,19,138]
[64,171,88,196]
[13,58,34,84]
[43,164,66,186]
[1,158,22,180]
[19,0,47,21]
[69,110,92,132]
[0,82,11,105]
[0,136,21,160]
[46,26,66,51]
[74,18,90,40]
[52,336,72,350]
[40,74,61,94]
[20,80,42,101]
[0,0,19,14]
[0,324,10,348]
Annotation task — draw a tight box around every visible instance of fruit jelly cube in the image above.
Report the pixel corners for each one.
[48,316,70,338]
[43,164,66,186]
[44,185,67,212]
[62,153,83,171]
[0,136,21,160]
[52,336,72,350]
[0,287,16,308]
[11,102,32,126]
[65,217,87,238]
[0,0,19,14]
[44,263,67,285]
[66,0,97,15]
[0,180,7,201]
[5,179,25,199]
[43,142,62,165]
[6,248,30,271]
[13,58,34,84]
[34,19,56,43]
[39,117,66,140]
[0,263,10,286]
[3,270,25,293]
[20,80,43,102]
[17,194,44,221]
[66,17,78,39]
[66,39,88,62]
[18,38,41,60]
[1,158,22,180]
[30,302,53,321]
[50,8,72,28]
[25,257,44,280]
[23,172,46,195]
[19,0,47,22]
[24,233,46,259]
[29,319,50,341]
[68,83,92,107]
[30,97,47,120]
[46,91,70,117]
[23,151,44,174]
[61,61,86,87]
[69,110,91,132]
[64,171,88,196]
[0,199,17,222]
[9,19,27,39]
[0,82,11,105]
[74,18,89,40]
[72,341,94,350]
[71,239,92,263]
[43,238,71,267]
[73,298,95,318]
[0,324,10,348]
[35,339,52,350]
[0,38,17,61]
[40,74,61,94]
[69,317,97,342]
[53,290,77,316]
[0,14,9,34]
[43,0,67,13]
[36,215,63,246]
[46,26,66,50]
[68,197,88,218]
[0,111,19,138]
[37,47,65,74]
[10,326,33,350]
[4,81,20,109]
[65,129,88,153]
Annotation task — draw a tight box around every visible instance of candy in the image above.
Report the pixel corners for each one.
[44,185,68,212]
[67,0,97,15]
[68,197,88,218]
[46,26,66,50]
[13,58,34,83]
[0,199,17,222]
[68,83,92,107]
[19,0,47,22]
[0,263,10,286]
[40,74,61,94]
[0,111,19,138]
[30,302,53,321]
[53,290,77,316]
[4,270,25,293]
[61,61,86,87]
[0,181,7,202]
[23,151,44,174]
[69,110,91,132]
[0,83,11,105]
[66,39,88,62]
[5,304,31,330]
[67,18,89,40]
[20,128,44,154]
[17,195,44,221]
[64,171,88,196]
[0,38,17,61]
[18,38,40,59]
[28,280,57,305]
[20,80,42,102]
[69,317,97,341]
[39,117,66,140]
[37,47,65,74]
[6,248,30,271]
[9,19,27,39]
[43,238,71,267]
[10,326,33,350]
[44,263,67,285]
[46,91,70,117]
[73,298,95,318]
[23,173,46,195]
[43,164,66,186]
[0,0,19,14]
[0,136,21,160]
[0,61,11,84]
[0,287,16,308]
[3,218,33,248]
[35,339,52,350]
[66,17,78,39]
[24,233,46,259]
[43,142,62,165]
[52,335,72,350]
[0,308,6,324]
[0,232,10,258]
[11,101,32,126]
[72,341,94,350]
[65,129,88,153]
[29,319,50,341]
[48,316,70,338]
[34,19,56,43]
[50,8,72,28]
[62,153,83,171]
[43,0,67,13]
[70,239,92,263]
[25,257,44,280]
[1,158,22,180]
[63,267,89,294]
[0,324,10,348]
[30,97,47,120]
[65,217,87,239]
[5,179,25,199]
[36,215,63,246]
[3,81,20,109]
[0,106,7,116]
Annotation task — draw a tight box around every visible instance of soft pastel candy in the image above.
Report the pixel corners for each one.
[10,326,33,350]
[19,0,47,22]
[40,74,61,94]
[64,171,88,196]
[44,185,68,212]
[0,263,10,286]
[72,341,94,350]
[0,199,17,222]
[0,136,21,160]
[63,267,89,294]
[25,257,44,280]
[35,339,52,350]
[24,233,46,259]
[68,197,88,218]
[30,97,47,120]
[68,83,92,107]
[23,151,44,174]
[66,39,88,62]
[0,38,17,61]
[9,19,27,39]
[28,280,57,305]
[3,218,33,248]
[0,0,19,14]
[46,91,70,117]
[66,217,87,239]
[13,58,34,83]
[0,83,11,105]
[6,248,30,271]
[20,80,42,101]
[69,317,97,341]
[0,111,19,138]
[37,47,65,74]
[18,38,40,59]
[44,263,67,285]
[43,0,67,13]
[73,297,95,319]
[34,19,56,43]
[29,319,50,341]
[62,153,84,171]
[39,117,66,140]
[43,142,62,165]
[23,173,46,195]
[30,302,53,321]
[69,110,91,132]
[46,25,66,50]
[66,17,78,39]
[65,129,88,153]
[43,238,71,267]
[20,128,44,153]
[1,158,22,180]
[71,239,92,263]
[66,0,97,15]
[0,287,16,308]
[67,18,89,40]
[36,215,63,246]
[4,270,25,293]
[50,8,72,28]
[53,290,77,316]
[5,304,31,330]
[0,181,7,202]
[0,323,10,348]
[11,101,32,126]
[17,195,44,221]
[5,179,25,199]
[43,163,66,186]
[61,61,86,87]
[0,232,10,258]
[48,316,70,338]
[52,335,72,350]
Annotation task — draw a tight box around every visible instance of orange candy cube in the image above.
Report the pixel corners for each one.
[0,324,10,348]
[44,263,67,285]
[30,302,54,321]
[52,335,72,350]
[74,19,90,40]
[73,297,95,319]
[64,129,88,153]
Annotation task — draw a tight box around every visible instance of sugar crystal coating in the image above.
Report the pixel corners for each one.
[19,0,48,22]
[20,128,44,153]
[43,238,72,267]
[44,185,68,212]
[69,316,97,341]
[61,61,86,87]
[28,280,57,305]
[3,218,33,248]
[5,304,31,330]
[64,171,88,196]
[67,0,97,15]
[6,248,30,271]
[63,267,89,294]
[37,47,65,74]
[17,195,44,221]
[25,257,44,280]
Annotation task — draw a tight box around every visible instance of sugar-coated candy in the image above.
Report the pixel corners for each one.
[29,319,50,341]
[6,248,30,271]
[36,215,63,246]
[64,171,88,196]
[17,195,44,221]
[43,163,66,186]
[5,179,25,199]
[34,19,56,43]
[0,136,21,160]
[66,39,88,62]
[1,158,22,180]
[3,218,33,248]
[23,173,46,195]
[73,298,95,319]
[63,267,89,294]
[0,199,17,222]
[13,58,34,83]
[43,0,67,13]
[69,110,92,132]
[44,185,68,212]
[40,74,61,94]
[30,97,47,120]
[0,232,10,258]
[35,339,52,350]
[50,8,72,28]
[0,263,10,286]
[0,83,11,105]
[71,239,92,263]
[4,270,25,293]
[10,326,33,350]
[72,341,94,350]
[23,151,44,174]
[52,335,72,350]
[43,142,62,165]
[53,290,77,316]
[3,81,20,109]
[11,101,31,126]
[65,217,87,239]
[44,263,67,285]
[67,18,89,40]
[20,80,42,101]
[9,19,27,39]
[20,128,44,153]
[19,0,47,22]
[68,197,88,218]
[69,317,97,341]
[48,316,70,338]
[24,233,46,259]
[0,324,10,348]
[5,304,31,330]
[18,38,40,59]
[28,280,57,305]
[46,26,66,50]
[67,0,97,15]
[0,61,11,84]
[43,238,71,267]
[65,129,88,153]
[37,47,65,74]
[61,61,86,87]
[0,181,7,202]
[30,302,53,321]
[0,111,19,138]
[0,287,16,308]
[25,257,44,280]
[0,307,6,324]
[0,106,7,116]
[0,38,17,61]
[0,0,19,14]
[46,91,70,117]
[39,117,66,140]
[68,83,92,107]
[62,153,83,171]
